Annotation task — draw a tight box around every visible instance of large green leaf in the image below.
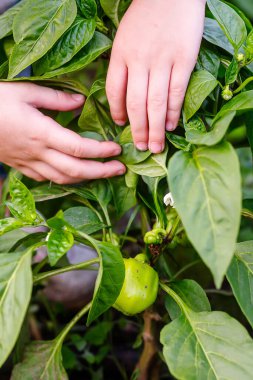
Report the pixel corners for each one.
[203,18,234,55]
[0,249,33,367]
[33,16,96,75]
[41,32,111,78]
[183,70,218,122]
[165,280,211,320]
[207,0,247,50]
[227,241,253,328]
[168,142,241,287]
[0,1,25,40]
[11,340,68,380]
[9,0,77,78]
[161,285,253,380]
[100,0,131,27]
[87,240,125,325]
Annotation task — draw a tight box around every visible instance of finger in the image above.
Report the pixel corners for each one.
[28,161,80,184]
[166,64,192,131]
[147,65,171,153]
[106,54,128,126]
[18,83,85,111]
[36,115,122,158]
[126,66,149,151]
[16,166,46,182]
[40,149,126,182]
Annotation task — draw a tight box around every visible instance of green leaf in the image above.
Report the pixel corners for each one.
[119,126,151,164]
[187,90,253,146]
[9,0,77,78]
[32,184,71,202]
[0,249,33,367]
[165,280,211,320]
[109,176,136,217]
[225,58,239,85]
[185,111,236,146]
[0,230,27,253]
[41,32,111,78]
[47,229,74,266]
[7,176,41,224]
[0,61,8,79]
[78,79,112,138]
[227,241,253,328]
[203,18,234,55]
[11,340,68,380]
[166,132,191,151]
[161,287,253,380]
[33,16,96,75]
[207,0,247,50]
[76,0,97,19]
[168,142,241,288]
[100,0,131,27]
[87,240,125,325]
[64,206,105,234]
[128,147,168,177]
[183,70,218,122]
[0,1,25,40]
[196,46,220,77]
[0,218,24,236]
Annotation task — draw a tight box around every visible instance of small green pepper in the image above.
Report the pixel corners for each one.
[144,228,166,245]
[113,256,159,315]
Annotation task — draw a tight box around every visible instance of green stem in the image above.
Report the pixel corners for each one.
[170,260,201,281]
[166,215,181,241]
[58,302,92,344]
[33,258,99,284]
[101,205,114,243]
[33,256,48,275]
[159,282,186,311]
[233,76,253,94]
[242,209,253,220]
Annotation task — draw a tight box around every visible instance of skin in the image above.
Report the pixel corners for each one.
[0,82,125,184]
[106,0,207,153]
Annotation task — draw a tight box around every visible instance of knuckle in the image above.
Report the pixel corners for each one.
[54,89,68,103]
[127,99,144,113]
[148,95,166,109]
[170,85,185,99]
[51,175,68,185]
[70,143,84,158]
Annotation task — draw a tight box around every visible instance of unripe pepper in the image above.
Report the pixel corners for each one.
[113,256,159,315]
[144,228,166,245]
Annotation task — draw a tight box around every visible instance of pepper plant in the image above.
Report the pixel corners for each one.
[0,0,253,379]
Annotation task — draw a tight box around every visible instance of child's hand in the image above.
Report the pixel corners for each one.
[0,83,125,183]
[106,0,206,153]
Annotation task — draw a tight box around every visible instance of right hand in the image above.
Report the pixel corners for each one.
[0,82,125,184]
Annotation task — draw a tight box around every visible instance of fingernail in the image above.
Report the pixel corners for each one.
[117,166,126,175]
[166,122,175,131]
[71,93,85,102]
[115,120,126,126]
[150,143,164,154]
[136,142,148,151]
[114,147,122,155]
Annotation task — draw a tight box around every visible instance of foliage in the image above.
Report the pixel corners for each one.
[0,0,253,378]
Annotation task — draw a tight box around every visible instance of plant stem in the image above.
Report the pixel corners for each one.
[33,258,99,283]
[233,76,253,94]
[58,302,92,344]
[159,282,186,311]
[242,208,253,220]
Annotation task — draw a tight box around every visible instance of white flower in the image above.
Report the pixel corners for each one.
[163,192,175,208]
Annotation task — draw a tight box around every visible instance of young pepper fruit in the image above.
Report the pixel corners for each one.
[113,254,159,315]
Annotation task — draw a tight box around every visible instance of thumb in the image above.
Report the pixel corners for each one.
[19,83,85,111]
